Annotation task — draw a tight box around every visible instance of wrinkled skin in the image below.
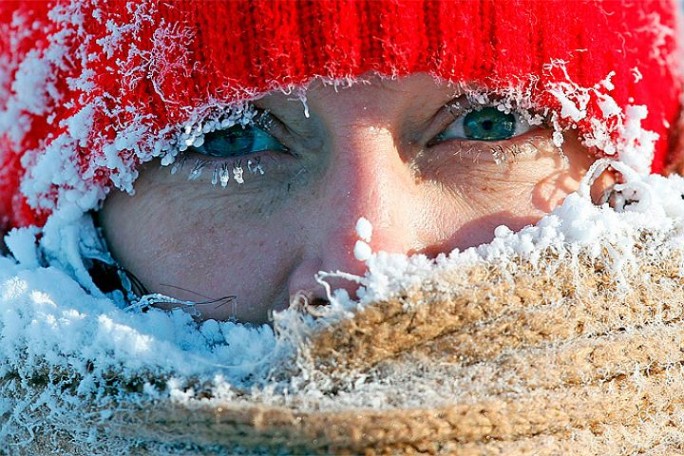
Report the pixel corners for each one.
[99,74,604,324]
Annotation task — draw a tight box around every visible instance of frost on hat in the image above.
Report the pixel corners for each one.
[0,0,681,232]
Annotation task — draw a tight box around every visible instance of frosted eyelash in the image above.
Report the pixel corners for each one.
[232,161,244,184]
[188,159,208,180]
[486,137,546,165]
[218,163,230,187]
[169,155,266,187]
[489,144,520,165]
[247,158,265,175]
[437,139,541,166]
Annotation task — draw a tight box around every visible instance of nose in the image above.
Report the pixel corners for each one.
[287,126,435,304]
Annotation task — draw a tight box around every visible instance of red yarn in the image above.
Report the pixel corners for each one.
[0,0,681,229]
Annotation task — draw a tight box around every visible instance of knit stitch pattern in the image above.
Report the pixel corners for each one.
[0,0,681,230]
[11,223,684,455]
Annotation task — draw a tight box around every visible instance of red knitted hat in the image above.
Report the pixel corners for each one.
[0,0,681,231]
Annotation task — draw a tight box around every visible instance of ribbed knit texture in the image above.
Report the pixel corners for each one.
[0,0,681,230]
[12,225,684,454]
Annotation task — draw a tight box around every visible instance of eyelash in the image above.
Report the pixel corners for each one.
[485,140,540,164]
[171,154,266,187]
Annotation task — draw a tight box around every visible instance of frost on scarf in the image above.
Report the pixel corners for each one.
[2,165,684,453]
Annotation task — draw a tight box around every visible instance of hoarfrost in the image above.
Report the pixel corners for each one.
[355,217,373,243]
[2,165,684,452]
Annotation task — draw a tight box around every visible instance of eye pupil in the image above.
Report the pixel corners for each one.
[224,127,254,151]
[463,107,516,140]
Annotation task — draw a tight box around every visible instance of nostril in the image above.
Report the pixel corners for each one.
[308,297,330,307]
[289,289,329,308]
[288,290,331,318]
[406,241,451,259]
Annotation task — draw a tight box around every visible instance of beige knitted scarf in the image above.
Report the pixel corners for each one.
[20,224,684,455]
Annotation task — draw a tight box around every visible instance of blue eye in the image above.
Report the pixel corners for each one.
[464,108,515,140]
[191,124,287,158]
[435,106,531,142]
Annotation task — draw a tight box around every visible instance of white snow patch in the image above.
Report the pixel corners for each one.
[355,217,373,243]
[549,87,586,122]
[354,240,373,262]
[2,164,684,451]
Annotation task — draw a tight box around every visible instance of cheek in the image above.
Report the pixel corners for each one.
[423,139,591,249]
[98,177,301,322]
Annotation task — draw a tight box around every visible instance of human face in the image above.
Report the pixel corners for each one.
[99,73,598,324]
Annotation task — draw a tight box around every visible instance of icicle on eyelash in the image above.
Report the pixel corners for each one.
[176,154,268,187]
[219,163,230,187]
[188,159,208,180]
[489,145,510,165]
[232,162,244,184]
[487,138,545,165]
[184,157,267,187]
[489,144,525,165]
[248,158,265,175]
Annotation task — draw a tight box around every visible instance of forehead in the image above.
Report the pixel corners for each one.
[255,73,462,111]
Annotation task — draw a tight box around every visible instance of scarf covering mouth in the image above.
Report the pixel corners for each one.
[3,169,684,455]
[1,1,684,453]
